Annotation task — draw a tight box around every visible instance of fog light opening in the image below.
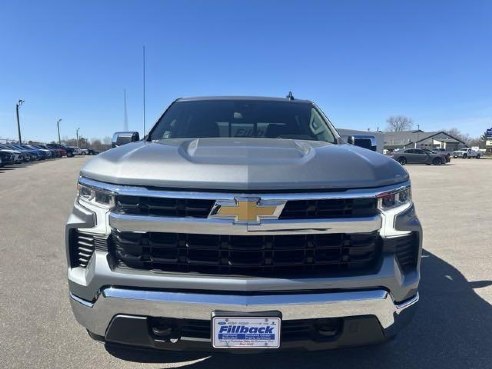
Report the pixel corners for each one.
[315,318,342,337]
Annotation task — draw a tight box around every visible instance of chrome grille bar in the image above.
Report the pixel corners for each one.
[109,213,382,235]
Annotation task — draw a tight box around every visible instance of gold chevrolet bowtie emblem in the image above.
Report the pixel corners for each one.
[210,198,284,224]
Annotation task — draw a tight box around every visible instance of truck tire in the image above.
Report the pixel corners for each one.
[476,155,481,159]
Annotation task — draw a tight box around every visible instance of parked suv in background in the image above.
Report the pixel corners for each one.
[67,96,422,352]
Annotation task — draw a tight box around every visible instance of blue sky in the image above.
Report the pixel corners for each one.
[1,0,491,143]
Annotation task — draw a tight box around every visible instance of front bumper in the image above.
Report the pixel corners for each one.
[66,179,422,351]
[70,287,418,351]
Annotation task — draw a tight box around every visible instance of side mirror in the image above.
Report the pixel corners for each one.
[112,131,140,148]
[347,136,355,145]
[351,135,377,151]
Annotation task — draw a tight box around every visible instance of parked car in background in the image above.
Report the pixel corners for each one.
[453,148,481,159]
[0,141,83,167]
[392,148,445,165]
[63,145,75,157]
[87,149,99,155]
[53,144,75,157]
[422,148,450,163]
[20,144,47,160]
[5,144,33,162]
[9,144,40,161]
[0,150,15,166]
[68,146,82,155]
[26,144,52,159]
[35,143,59,158]
[0,144,23,163]
[434,148,453,158]
[46,144,68,157]
[45,144,63,157]
[78,148,99,155]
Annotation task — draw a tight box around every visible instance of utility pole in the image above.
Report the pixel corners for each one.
[57,119,62,144]
[143,45,146,137]
[76,128,80,148]
[16,99,24,144]
[124,89,128,131]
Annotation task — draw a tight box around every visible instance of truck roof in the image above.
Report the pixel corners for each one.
[176,96,313,104]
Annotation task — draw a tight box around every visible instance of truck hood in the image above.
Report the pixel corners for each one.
[80,138,408,190]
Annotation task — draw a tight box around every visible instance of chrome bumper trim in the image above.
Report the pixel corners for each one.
[70,288,419,337]
[109,213,382,235]
[71,292,95,308]
[79,176,410,201]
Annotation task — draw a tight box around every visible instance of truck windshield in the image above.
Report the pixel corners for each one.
[149,100,337,143]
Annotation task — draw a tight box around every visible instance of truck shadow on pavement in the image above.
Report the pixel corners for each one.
[107,250,492,369]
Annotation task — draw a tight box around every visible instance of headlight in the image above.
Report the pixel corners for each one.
[377,186,411,211]
[77,182,115,208]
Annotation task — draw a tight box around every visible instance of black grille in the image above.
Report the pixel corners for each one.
[70,230,108,268]
[114,195,378,220]
[111,231,382,277]
[115,196,215,218]
[71,231,95,267]
[280,198,378,219]
[385,233,419,273]
[149,317,342,342]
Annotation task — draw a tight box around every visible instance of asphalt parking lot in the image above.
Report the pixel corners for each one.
[0,157,491,369]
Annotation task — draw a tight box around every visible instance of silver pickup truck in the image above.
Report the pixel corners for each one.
[66,96,422,352]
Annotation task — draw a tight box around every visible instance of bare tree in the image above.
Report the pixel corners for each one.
[90,138,111,152]
[78,137,89,148]
[91,139,103,151]
[385,116,414,132]
[444,128,471,145]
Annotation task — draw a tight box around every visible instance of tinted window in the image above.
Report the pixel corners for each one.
[149,100,337,143]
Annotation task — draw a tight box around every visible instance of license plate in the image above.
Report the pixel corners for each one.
[212,316,281,349]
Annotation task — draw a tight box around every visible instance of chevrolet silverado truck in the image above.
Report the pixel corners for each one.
[66,96,422,352]
[453,148,481,159]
